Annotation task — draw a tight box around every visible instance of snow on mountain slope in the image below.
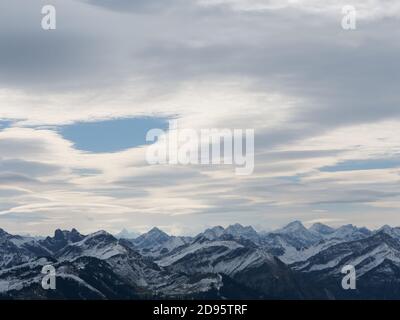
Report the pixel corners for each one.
[39,228,85,254]
[309,223,335,236]
[269,236,343,264]
[131,227,191,257]
[2,222,400,299]
[115,228,140,240]
[158,238,243,268]
[0,229,52,269]
[54,230,220,295]
[324,224,371,241]
[47,231,163,289]
[196,224,260,243]
[157,234,324,299]
[292,231,400,277]
[0,257,55,294]
[0,229,226,299]
[133,227,170,248]
[258,221,326,263]
[269,221,322,248]
[200,226,225,240]
[258,222,373,264]
[224,224,260,243]
[376,225,400,240]
[157,235,276,276]
[0,255,148,299]
[57,231,130,261]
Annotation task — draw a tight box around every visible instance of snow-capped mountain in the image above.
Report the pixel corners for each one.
[133,227,170,248]
[2,221,400,299]
[375,225,400,240]
[114,228,140,240]
[196,224,260,243]
[271,221,322,247]
[131,227,191,257]
[309,223,335,236]
[39,228,85,254]
[200,226,225,240]
[157,234,320,299]
[257,221,323,263]
[157,236,264,274]
[223,224,260,243]
[258,222,372,264]
[290,231,400,299]
[0,228,51,269]
[293,231,400,276]
[0,229,228,299]
[324,224,371,241]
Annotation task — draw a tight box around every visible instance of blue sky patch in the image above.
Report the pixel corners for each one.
[0,120,13,130]
[59,117,168,153]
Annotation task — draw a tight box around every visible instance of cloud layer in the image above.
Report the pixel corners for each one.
[0,0,400,235]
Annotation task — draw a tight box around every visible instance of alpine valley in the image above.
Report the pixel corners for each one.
[1,221,400,300]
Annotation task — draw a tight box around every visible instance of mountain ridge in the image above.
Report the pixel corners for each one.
[1,221,399,299]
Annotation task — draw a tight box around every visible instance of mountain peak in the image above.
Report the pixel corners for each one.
[379,225,392,232]
[54,229,64,240]
[271,220,322,248]
[326,224,371,241]
[133,227,171,248]
[200,226,225,240]
[229,223,244,228]
[280,221,306,232]
[309,223,335,235]
[289,220,304,227]
[86,230,110,238]
[333,224,357,234]
[53,228,83,242]
[225,223,258,238]
[226,223,253,231]
[148,227,169,237]
[78,230,117,246]
[115,228,139,239]
[377,225,400,239]
[340,224,356,229]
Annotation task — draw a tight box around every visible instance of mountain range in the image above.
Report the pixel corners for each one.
[1,221,400,299]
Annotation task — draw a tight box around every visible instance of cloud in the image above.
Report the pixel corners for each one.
[0,159,62,177]
[0,0,400,234]
[82,0,189,12]
[199,0,400,20]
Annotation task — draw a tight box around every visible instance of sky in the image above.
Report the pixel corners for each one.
[1,0,400,235]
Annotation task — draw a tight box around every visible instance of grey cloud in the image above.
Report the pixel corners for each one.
[0,188,30,198]
[82,0,188,12]
[1,0,400,231]
[116,167,207,188]
[0,137,48,157]
[0,172,41,185]
[258,149,344,162]
[1,0,399,133]
[309,189,400,205]
[0,211,47,222]
[0,159,62,177]
[94,187,149,199]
